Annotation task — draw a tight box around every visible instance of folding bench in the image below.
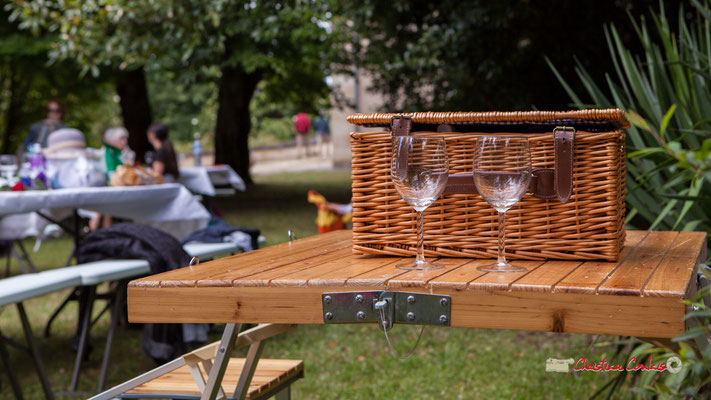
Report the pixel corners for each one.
[57,260,151,393]
[90,323,303,400]
[0,268,83,400]
[184,242,240,261]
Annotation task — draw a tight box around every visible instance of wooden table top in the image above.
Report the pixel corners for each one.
[128,230,707,338]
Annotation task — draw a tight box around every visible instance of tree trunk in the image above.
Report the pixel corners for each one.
[116,68,152,162]
[214,64,261,185]
[2,61,23,154]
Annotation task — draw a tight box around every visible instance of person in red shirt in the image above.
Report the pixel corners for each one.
[293,112,311,158]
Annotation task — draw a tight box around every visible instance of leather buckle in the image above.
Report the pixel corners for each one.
[390,114,412,123]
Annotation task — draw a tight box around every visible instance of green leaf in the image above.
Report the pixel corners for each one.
[628,147,666,158]
[682,309,711,320]
[672,326,706,342]
[660,104,677,140]
[682,219,703,231]
[627,110,654,133]
[673,176,705,230]
[649,199,677,230]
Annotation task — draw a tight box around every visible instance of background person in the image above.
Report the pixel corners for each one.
[147,123,180,182]
[313,110,331,158]
[293,112,311,158]
[89,127,134,231]
[18,100,66,160]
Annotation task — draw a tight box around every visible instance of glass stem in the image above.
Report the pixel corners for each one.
[416,210,425,264]
[497,211,507,266]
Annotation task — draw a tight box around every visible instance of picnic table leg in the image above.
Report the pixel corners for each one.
[0,331,24,399]
[201,323,241,400]
[70,286,96,392]
[97,280,127,392]
[233,339,265,400]
[44,289,77,338]
[17,302,55,400]
[14,240,37,273]
[274,387,292,400]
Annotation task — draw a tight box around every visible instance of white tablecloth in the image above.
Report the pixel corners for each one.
[179,165,246,196]
[0,184,211,241]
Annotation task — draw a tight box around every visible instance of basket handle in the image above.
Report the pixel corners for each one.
[391,116,575,203]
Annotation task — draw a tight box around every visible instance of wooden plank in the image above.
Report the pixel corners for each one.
[467,261,545,291]
[130,230,351,287]
[127,285,686,338]
[166,239,350,288]
[344,261,412,287]
[643,232,708,297]
[427,260,490,290]
[387,259,472,289]
[554,230,647,294]
[510,261,583,292]
[597,231,679,296]
[271,255,396,288]
[231,248,353,287]
[128,358,303,397]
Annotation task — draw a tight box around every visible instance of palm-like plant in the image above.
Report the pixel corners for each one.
[548,0,711,234]
[550,2,711,398]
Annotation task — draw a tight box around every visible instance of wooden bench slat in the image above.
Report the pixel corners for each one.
[126,358,303,398]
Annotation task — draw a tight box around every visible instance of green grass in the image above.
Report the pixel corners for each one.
[0,170,629,399]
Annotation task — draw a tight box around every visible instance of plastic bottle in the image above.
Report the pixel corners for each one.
[192,134,202,167]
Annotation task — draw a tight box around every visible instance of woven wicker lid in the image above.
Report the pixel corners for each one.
[347,109,630,129]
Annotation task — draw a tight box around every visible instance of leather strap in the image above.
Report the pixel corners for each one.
[553,127,575,203]
[391,115,412,136]
[442,169,556,200]
[389,117,575,202]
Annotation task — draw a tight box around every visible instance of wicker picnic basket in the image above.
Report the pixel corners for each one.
[347,109,630,261]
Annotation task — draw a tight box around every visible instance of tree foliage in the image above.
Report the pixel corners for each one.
[549,1,711,236]
[332,0,658,111]
[7,0,332,182]
[0,3,116,153]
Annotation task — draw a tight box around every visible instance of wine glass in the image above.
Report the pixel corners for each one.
[144,151,155,166]
[391,136,449,270]
[0,155,17,180]
[472,136,531,272]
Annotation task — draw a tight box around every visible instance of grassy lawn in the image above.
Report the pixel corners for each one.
[0,170,627,399]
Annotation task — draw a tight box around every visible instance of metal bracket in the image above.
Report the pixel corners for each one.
[322,291,451,330]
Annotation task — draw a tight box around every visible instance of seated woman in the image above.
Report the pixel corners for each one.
[147,123,180,182]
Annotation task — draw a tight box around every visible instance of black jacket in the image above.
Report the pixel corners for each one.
[78,223,206,363]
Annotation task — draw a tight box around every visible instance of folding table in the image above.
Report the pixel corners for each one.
[127,230,708,399]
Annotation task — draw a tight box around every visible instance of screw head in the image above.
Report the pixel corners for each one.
[439,315,448,324]
[407,295,415,304]
[325,312,334,320]
[407,312,416,321]
[355,294,364,304]
[324,295,332,304]
[440,298,449,307]
[357,311,365,320]
[219,347,226,353]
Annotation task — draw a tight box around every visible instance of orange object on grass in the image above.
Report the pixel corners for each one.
[307,190,352,233]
